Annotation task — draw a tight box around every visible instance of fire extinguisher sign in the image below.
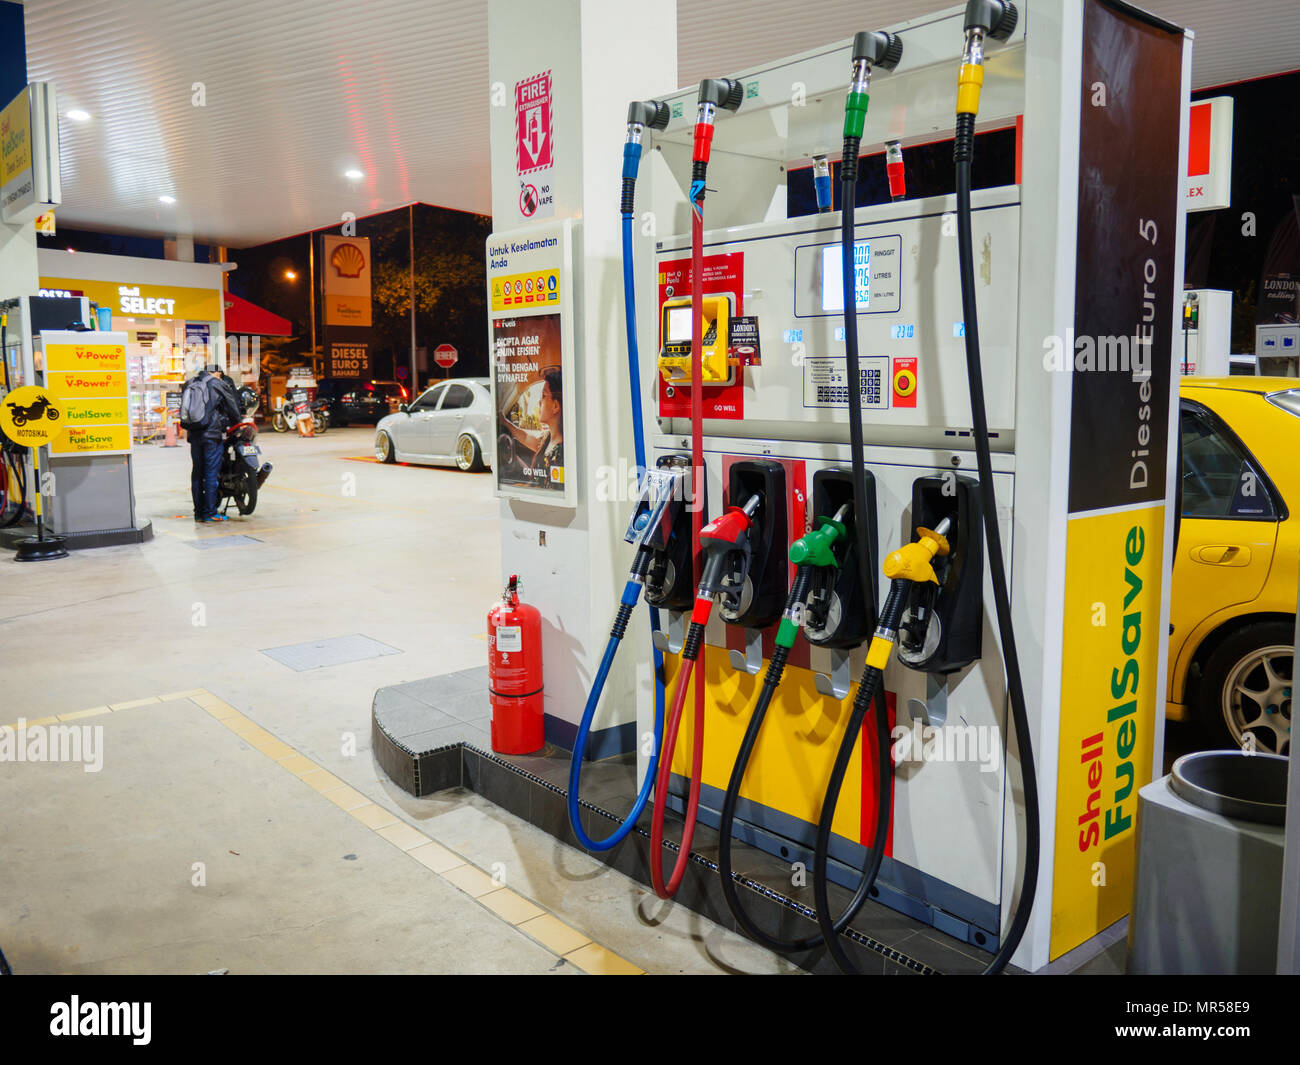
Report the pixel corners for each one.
[515,71,553,176]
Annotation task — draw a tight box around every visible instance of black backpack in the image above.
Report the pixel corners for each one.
[179,376,215,432]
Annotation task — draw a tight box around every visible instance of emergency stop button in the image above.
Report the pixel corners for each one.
[892,357,918,408]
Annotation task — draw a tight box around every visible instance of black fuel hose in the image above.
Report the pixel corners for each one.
[789,137,897,967]
[955,111,1039,976]
[717,566,889,953]
[812,581,906,972]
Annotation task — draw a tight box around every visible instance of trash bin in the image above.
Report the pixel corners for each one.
[1128,750,1289,974]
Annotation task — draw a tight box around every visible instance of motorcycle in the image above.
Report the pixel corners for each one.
[6,394,59,427]
[218,387,273,515]
[271,391,327,435]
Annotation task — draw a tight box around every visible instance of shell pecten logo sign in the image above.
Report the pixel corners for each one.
[330,241,367,278]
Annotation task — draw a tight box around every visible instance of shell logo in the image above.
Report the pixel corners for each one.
[330,242,367,278]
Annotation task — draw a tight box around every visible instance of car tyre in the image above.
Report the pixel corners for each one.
[456,434,485,472]
[376,430,397,464]
[1193,620,1293,754]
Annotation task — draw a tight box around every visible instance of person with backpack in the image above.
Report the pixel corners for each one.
[182,365,242,522]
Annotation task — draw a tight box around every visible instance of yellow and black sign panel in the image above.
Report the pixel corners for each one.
[1050,504,1164,960]
[0,385,61,446]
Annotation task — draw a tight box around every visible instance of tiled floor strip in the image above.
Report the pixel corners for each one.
[5,691,643,975]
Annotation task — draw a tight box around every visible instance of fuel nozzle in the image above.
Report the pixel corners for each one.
[783,505,850,649]
[696,493,760,616]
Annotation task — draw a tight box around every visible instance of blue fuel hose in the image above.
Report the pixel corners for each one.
[565,142,667,850]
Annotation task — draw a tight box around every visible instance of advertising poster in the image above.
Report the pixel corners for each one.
[656,251,745,420]
[1051,0,1185,961]
[491,313,564,494]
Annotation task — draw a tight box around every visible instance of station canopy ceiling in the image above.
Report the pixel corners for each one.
[20,0,1300,248]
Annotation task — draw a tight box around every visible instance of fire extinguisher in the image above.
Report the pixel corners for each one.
[487,574,544,754]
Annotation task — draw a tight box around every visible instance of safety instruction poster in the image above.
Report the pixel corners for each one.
[485,219,575,507]
[40,331,132,456]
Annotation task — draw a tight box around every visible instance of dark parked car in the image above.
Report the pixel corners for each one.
[318,380,410,427]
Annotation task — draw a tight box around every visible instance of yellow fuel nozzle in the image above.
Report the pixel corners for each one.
[881,517,952,585]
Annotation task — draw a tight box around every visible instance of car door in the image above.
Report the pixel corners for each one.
[399,384,446,458]
[1169,399,1280,692]
[428,383,475,459]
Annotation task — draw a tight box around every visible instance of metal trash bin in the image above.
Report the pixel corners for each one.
[1129,751,1289,974]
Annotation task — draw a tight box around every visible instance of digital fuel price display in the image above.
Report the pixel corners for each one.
[820,240,870,312]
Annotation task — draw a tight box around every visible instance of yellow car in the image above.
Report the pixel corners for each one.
[1170,377,1297,754]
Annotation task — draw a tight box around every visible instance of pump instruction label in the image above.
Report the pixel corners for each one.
[801,355,889,410]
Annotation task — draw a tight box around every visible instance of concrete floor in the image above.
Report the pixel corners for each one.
[0,427,794,974]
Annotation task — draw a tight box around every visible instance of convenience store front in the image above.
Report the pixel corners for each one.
[37,249,226,444]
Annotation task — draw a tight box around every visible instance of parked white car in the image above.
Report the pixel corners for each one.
[374,378,492,472]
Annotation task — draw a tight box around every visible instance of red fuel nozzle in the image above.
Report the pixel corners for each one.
[700,495,758,547]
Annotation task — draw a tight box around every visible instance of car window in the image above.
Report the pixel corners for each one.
[413,385,445,411]
[440,384,474,410]
[1181,404,1276,520]
[1266,390,1300,420]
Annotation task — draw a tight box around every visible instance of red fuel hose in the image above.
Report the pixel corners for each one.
[649,148,710,900]
[649,616,707,897]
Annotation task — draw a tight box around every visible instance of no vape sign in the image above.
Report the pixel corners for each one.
[515,71,553,175]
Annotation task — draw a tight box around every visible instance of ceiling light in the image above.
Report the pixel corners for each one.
[344,168,364,180]
[66,109,90,122]
[159,195,176,204]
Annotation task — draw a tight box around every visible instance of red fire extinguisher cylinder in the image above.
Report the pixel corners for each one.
[487,574,545,754]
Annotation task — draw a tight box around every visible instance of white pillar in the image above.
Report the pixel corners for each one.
[488,0,678,754]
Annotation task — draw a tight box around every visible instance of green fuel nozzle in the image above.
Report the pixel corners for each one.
[788,504,850,569]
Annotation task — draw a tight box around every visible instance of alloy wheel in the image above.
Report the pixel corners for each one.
[1221,645,1292,754]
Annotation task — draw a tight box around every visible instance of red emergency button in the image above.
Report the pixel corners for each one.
[893,357,918,408]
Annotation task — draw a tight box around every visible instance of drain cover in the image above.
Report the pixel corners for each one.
[260,634,402,671]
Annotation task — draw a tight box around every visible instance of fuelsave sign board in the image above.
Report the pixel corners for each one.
[41,332,132,456]
[1050,2,1184,960]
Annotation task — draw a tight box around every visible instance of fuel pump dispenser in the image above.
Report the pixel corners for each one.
[605,0,1190,972]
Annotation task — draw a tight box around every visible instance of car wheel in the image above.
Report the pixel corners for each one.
[1194,620,1293,754]
[375,431,397,464]
[456,434,484,472]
